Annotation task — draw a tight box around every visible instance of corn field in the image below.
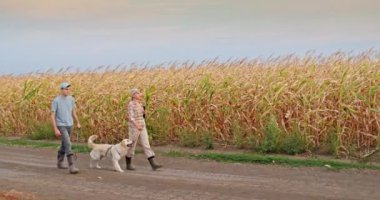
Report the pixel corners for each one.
[0,51,379,156]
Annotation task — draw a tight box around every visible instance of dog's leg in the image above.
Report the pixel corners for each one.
[89,157,95,168]
[95,160,101,169]
[89,151,98,168]
[112,159,124,172]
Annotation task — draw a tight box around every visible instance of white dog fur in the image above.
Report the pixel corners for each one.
[88,135,133,172]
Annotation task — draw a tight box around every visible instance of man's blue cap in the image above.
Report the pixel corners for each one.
[60,82,71,89]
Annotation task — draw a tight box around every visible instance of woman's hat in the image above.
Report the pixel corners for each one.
[130,88,140,96]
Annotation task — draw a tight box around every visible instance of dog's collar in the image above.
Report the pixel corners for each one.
[115,146,122,156]
[100,145,122,160]
[105,146,113,157]
[100,146,113,160]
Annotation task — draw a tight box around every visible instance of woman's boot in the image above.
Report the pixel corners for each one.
[148,156,162,170]
[125,156,136,170]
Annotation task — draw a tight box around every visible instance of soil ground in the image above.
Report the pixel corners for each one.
[0,145,379,200]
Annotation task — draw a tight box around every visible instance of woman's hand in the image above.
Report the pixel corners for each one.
[134,123,143,131]
[136,125,143,131]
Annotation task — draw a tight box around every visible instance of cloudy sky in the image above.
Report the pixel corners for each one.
[0,0,379,74]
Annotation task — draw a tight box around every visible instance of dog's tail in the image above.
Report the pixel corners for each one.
[87,135,98,149]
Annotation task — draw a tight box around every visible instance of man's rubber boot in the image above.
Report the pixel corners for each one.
[125,156,136,170]
[67,154,80,174]
[57,153,68,169]
[148,156,162,171]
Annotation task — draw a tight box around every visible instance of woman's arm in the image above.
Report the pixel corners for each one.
[128,102,142,130]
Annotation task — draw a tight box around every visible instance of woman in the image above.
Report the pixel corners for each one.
[125,88,162,170]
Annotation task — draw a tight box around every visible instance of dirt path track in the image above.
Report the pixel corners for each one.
[0,146,379,200]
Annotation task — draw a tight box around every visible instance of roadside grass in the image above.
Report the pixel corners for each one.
[0,137,144,154]
[0,137,60,148]
[1,137,379,170]
[0,137,90,153]
[163,150,380,170]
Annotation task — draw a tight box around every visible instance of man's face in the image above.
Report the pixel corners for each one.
[61,87,71,96]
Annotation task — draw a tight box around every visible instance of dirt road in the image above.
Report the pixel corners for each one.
[0,145,379,200]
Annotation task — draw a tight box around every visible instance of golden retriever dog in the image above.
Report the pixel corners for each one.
[88,135,133,172]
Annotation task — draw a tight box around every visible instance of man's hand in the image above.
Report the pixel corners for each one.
[77,123,81,129]
[54,128,61,137]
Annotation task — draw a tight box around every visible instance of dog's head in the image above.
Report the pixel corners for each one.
[121,139,134,147]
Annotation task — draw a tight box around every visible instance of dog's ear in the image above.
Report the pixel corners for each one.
[121,140,128,146]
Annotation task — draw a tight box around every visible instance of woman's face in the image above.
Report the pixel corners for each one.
[134,92,143,101]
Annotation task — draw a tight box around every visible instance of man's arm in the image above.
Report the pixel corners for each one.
[51,100,61,137]
[73,107,81,129]
[72,97,81,129]
[51,112,61,137]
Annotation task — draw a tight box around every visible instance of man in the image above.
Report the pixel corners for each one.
[51,82,81,174]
